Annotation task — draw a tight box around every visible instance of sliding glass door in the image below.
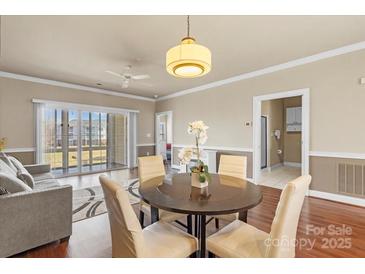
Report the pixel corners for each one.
[40,107,128,176]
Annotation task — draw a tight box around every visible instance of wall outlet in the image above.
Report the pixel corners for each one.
[146,133,151,138]
[146,152,150,156]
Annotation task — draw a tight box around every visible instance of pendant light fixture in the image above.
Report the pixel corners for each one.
[166,16,211,78]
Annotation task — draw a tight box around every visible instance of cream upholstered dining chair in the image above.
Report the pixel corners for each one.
[213,155,247,228]
[207,175,312,258]
[138,155,188,228]
[218,154,247,179]
[99,175,198,258]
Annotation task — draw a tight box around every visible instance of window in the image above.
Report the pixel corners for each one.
[35,101,136,176]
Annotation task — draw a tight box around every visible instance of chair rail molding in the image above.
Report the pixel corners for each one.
[136,143,156,147]
[3,147,36,153]
[172,144,253,153]
[309,151,365,160]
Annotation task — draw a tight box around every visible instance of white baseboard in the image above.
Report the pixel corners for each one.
[284,161,301,168]
[268,163,283,171]
[309,190,365,207]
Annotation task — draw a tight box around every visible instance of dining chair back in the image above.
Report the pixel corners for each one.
[99,175,144,258]
[138,155,166,184]
[218,155,247,180]
[265,175,312,257]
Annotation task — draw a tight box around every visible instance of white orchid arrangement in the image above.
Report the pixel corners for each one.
[178,121,211,183]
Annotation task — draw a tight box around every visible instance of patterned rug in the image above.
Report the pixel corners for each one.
[72,178,140,222]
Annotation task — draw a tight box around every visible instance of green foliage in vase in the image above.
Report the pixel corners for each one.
[190,160,211,183]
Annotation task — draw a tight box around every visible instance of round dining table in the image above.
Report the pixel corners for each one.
[139,173,263,258]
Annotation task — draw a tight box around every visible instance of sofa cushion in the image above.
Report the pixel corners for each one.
[0,172,33,193]
[32,172,54,182]
[0,158,18,177]
[33,179,61,190]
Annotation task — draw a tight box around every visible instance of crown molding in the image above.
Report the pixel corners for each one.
[157,40,365,101]
[0,71,156,102]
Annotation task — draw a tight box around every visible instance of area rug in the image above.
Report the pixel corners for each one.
[72,178,140,222]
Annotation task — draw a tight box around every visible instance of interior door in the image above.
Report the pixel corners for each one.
[260,116,267,169]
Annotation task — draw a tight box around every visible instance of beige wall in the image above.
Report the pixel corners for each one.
[137,145,155,157]
[283,96,302,163]
[310,156,365,198]
[0,77,155,150]
[156,49,365,154]
[262,99,284,167]
[157,49,365,196]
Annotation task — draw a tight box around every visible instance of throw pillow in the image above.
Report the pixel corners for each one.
[17,170,35,189]
[0,152,18,174]
[9,157,35,189]
[9,156,26,171]
[0,172,32,193]
[0,186,9,195]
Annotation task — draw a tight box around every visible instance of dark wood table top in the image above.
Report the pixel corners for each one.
[139,173,263,215]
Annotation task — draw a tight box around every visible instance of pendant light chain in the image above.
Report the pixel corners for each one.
[166,15,211,78]
[187,15,190,37]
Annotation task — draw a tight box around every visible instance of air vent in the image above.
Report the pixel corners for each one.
[337,163,365,196]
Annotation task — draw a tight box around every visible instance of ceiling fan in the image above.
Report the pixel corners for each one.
[105,65,150,88]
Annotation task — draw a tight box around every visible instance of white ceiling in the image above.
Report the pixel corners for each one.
[1,15,365,98]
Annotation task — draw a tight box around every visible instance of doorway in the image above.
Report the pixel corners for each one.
[253,88,309,188]
[155,111,173,166]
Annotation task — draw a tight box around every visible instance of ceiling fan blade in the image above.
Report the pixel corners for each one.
[131,74,150,80]
[105,70,125,78]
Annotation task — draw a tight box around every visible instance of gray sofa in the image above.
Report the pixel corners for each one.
[0,153,72,257]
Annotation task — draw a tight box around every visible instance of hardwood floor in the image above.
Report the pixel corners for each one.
[14,168,365,258]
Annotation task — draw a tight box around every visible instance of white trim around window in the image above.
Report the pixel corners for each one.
[32,99,139,114]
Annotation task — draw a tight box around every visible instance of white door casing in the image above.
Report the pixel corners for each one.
[252,88,310,183]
